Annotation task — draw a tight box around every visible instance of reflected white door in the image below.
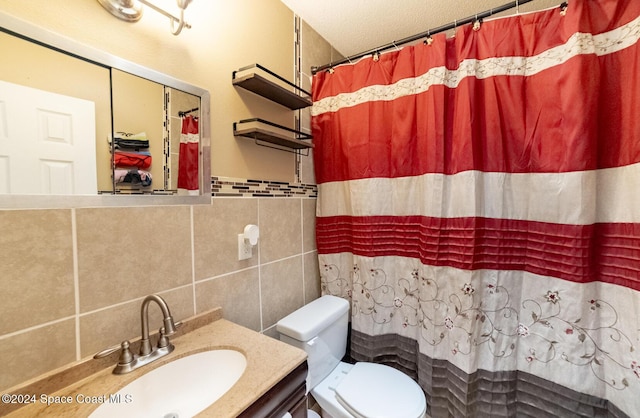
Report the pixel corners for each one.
[0,80,97,194]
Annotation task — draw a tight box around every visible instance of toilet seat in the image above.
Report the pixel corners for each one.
[334,362,426,418]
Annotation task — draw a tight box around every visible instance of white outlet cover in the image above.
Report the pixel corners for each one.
[238,234,252,260]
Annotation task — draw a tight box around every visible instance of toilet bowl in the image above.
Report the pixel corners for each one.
[277,295,427,418]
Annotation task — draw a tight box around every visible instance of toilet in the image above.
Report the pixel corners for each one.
[277,295,427,418]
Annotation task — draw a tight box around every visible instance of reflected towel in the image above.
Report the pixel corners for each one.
[114,168,152,187]
[114,150,152,170]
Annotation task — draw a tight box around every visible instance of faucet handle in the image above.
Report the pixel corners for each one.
[157,321,181,349]
[157,327,170,349]
[117,340,134,365]
[94,342,122,359]
[94,340,134,366]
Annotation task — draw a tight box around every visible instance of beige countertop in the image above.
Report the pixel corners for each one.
[1,309,307,418]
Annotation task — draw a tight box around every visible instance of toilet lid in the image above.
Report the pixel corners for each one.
[334,362,426,418]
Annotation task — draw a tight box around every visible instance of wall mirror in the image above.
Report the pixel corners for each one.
[0,11,211,208]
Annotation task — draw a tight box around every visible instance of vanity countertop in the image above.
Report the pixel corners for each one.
[2,309,307,418]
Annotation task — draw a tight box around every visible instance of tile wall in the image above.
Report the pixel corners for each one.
[0,193,320,391]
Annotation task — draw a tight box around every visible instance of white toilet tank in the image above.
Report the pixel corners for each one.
[277,295,349,391]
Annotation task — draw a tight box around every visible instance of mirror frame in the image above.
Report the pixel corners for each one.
[0,11,211,208]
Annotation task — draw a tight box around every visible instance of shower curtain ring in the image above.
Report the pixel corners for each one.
[473,16,482,31]
[424,30,433,45]
[560,2,568,16]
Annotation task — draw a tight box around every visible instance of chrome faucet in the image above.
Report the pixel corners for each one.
[94,294,179,374]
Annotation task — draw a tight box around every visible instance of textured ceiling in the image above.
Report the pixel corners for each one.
[281,0,565,58]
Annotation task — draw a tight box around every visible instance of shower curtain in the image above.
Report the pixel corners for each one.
[311,1,640,416]
[177,114,199,194]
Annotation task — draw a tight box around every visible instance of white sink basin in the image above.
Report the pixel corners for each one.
[90,349,246,418]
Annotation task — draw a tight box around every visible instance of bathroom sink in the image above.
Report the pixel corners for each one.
[90,349,247,418]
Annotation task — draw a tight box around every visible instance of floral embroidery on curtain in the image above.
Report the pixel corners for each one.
[311,1,640,416]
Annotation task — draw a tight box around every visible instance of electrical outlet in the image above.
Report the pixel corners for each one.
[238,234,252,260]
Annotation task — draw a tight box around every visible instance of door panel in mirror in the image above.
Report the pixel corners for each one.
[0,80,97,194]
[0,30,111,196]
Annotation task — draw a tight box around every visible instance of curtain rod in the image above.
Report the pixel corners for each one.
[311,0,567,74]
[178,107,199,117]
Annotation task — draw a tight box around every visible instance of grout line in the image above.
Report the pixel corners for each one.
[258,253,301,267]
[80,283,194,318]
[257,199,263,332]
[194,264,259,285]
[0,315,76,341]
[190,205,197,316]
[193,250,307,287]
[71,209,81,361]
[4,259,317,341]
[262,323,277,336]
[0,283,196,342]
[300,199,307,304]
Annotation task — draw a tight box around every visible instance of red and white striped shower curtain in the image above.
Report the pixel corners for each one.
[178,115,199,193]
[312,1,640,416]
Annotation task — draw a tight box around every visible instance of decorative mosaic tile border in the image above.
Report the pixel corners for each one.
[211,176,317,198]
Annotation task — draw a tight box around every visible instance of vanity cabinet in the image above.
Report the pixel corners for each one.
[238,361,308,418]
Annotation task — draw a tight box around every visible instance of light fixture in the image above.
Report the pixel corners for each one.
[97,0,143,22]
[97,0,193,35]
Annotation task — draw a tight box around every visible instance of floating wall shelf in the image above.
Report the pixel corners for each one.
[233,118,313,151]
[232,64,312,110]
